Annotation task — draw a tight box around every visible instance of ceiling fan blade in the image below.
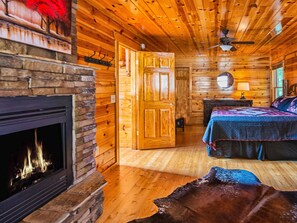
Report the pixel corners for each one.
[220,36,235,44]
[230,46,237,51]
[231,41,255,44]
[208,44,220,49]
[220,37,236,42]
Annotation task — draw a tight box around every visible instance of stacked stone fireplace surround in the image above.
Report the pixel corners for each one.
[0,0,107,221]
[0,52,106,222]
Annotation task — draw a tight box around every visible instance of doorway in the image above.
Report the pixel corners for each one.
[175,67,191,124]
[118,44,137,149]
[117,45,176,151]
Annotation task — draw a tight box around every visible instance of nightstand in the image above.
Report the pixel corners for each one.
[203,99,253,126]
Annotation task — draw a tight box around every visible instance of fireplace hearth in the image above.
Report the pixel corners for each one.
[0,96,73,223]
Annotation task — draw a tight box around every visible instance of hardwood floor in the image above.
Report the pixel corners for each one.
[96,125,297,223]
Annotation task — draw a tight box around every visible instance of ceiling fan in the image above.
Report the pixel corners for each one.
[210,29,255,51]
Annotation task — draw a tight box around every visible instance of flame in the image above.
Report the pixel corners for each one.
[20,148,33,179]
[19,129,51,180]
[34,129,48,173]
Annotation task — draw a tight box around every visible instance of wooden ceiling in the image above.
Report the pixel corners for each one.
[87,0,297,57]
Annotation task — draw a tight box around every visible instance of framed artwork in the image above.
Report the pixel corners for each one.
[0,0,72,54]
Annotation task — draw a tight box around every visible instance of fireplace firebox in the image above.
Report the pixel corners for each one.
[0,96,73,223]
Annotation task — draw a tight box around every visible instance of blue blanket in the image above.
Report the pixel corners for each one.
[202,106,297,149]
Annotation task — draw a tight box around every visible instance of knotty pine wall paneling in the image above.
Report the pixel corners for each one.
[176,56,271,125]
[271,36,297,87]
[118,45,137,149]
[284,52,297,86]
[77,4,117,172]
[77,0,151,171]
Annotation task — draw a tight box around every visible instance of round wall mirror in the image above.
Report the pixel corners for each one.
[217,72,234,88]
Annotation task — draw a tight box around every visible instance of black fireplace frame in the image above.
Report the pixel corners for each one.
[0,96,73,223]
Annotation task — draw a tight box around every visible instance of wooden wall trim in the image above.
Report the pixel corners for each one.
[118,44,137,149]
[130,50,137,149]
[115,40,120,166]
[114,32,141,51]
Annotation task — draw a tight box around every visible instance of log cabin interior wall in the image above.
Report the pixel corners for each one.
[77,2,117,172]
[75,0,297,167]
[118,45,137,149]
[76,0,155,170]
[271,37,297,87]
[176,56,271,124]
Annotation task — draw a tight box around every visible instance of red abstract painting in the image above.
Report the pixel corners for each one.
[0,0,72,53]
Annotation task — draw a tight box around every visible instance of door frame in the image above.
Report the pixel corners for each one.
[115,40,138,157]
[116,40,176,153]
[175,67,191,124]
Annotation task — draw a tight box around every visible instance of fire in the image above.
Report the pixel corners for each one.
[18,129,51,180]
[21,148,33,179]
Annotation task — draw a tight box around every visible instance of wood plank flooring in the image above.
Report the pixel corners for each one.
[96,125,297,223]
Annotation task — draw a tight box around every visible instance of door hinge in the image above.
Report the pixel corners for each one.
[136,130,139,136]
[136,60,139,65]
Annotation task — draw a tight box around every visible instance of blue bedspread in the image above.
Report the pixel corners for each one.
[202,106,297,150]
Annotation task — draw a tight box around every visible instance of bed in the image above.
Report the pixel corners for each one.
[202,96,297,160]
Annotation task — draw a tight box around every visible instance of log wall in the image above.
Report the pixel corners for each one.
[76,0,277,164]
[77,1,117,172]
[76,0,147,171]
[118,46,137,149]
[271,36,297,86]
[176,56,271,124]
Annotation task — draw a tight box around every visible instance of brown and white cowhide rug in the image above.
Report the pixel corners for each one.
[129,167,297,223]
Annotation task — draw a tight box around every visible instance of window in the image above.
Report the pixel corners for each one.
[272,65,284,100]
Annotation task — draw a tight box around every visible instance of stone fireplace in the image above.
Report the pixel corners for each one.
[0,53,106,222]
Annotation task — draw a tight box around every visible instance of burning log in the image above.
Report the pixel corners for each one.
[9,129,53,193]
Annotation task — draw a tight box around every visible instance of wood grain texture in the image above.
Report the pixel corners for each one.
[175,67,190,123]
[118,46,137,149]
[176,56,270,124]
[96,125,297,223]
[271,39,297,88]
[79,0,297,57]
[77,1,118,172]
[138,52,176,149]
[76,0,297,169]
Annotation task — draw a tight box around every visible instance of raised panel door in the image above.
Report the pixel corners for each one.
[138,52,175,149]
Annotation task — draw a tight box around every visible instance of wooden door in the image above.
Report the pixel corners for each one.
[175,67,190,123]
[137,52,175,149]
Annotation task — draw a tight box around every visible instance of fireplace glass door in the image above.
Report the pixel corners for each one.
[0,124,64,202]
[0,96,73,223]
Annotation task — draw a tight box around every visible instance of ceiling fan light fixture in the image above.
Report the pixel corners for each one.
[220,45,233,51]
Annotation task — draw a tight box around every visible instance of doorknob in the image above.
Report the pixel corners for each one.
[170,102,175,106]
